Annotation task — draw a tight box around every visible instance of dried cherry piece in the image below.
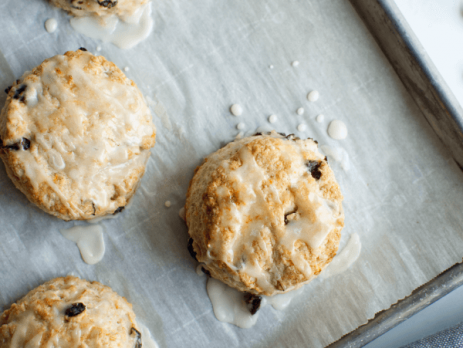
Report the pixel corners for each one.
[13,85,27,102]
[131,327,142,348]
[3,142,19,151]
[253,132,262,136]
[187,238,198,261]
[306,160,322,180]
[2,138,31,151]
[244,293,262,315]
[65,303,86,317]
[70,0,84,10]
[201,267,211,277]
[113,206,125,215]
[78,47,88,51]
[4,86,12,94]
[98,0,118,8]
[21,138,31,150]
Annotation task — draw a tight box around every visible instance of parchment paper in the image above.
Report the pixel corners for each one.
[1,0,463,347]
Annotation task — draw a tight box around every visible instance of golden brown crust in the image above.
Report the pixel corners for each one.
[186,133,344,296]
[0,50,156,220]
[0,276,139,348]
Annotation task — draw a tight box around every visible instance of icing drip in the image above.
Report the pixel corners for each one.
[321,233,361,278]
[206,276,305,329]
[207,277,260,329]
[327,120,348,140]
[70,2,154,49]
[138,322,159,348]
[45,18,58,33]
[320,145,350,171]
[60,225,105,264]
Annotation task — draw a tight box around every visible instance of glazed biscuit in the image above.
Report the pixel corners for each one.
[0,276,142,348]
[0,49,156,220]
[49,0,150,18]
[186,132,344,296]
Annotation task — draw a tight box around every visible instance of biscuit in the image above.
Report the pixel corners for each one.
[0,49,156,220]
[185,132,344,296]
[0,276,141,348]
[49,0,150,18]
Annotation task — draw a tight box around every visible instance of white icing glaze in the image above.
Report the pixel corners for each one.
[45,18,58,33]
[235,131,244,140]
[320,145,350,171]
[179,207,186,221]
[124,66,130,72]
[145,95,157,108]
[196,264,205,276]
[70,2,154,49]
[269,65,274,69]
[205,135,340,295]
[60,225,105,264]
[206,276,306,328]
[262,286,305,310]
[297,123,306,132]
[236,122,245,130]
[207,277,259,329]
[7,52,156,219]
[292,61,300,67]
[138,322,159,348]
[96,45,102,52]
[5,277,139,348]
[321,233,361,278]
[316,114,325,123]
[230,104,243,116]
[296,107,304,115]
[307,90,320,102]
[268,114,277,123]
[327,120,348,140]
[164,200,171,207]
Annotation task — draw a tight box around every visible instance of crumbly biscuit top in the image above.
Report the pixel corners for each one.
[0,50,156,220]
[49,0,150,19]
[0,276,139,348]
[186,132,344,296]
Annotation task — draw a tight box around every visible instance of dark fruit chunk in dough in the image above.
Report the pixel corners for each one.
[244,293,262,315]
[98,0,118,8]
[113,206,125,215]
[306,160,322,180]
[13,85,27,102]
[187,238,198,261]
[201,267,211,277]
[2,138,31,151]
[65,303,86,317]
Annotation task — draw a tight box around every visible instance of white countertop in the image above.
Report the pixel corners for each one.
[366,0,463,346]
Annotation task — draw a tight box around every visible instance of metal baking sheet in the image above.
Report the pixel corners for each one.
[330,0,463,346]
[1,1,463,347]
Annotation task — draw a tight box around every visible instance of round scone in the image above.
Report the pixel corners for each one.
[49,0,150,18]
[0,49,156,220]
[185,131,344,296]
[0,276,142,348]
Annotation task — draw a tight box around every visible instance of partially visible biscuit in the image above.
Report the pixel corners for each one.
[49,0,150,18]
[0,49,156,220]
[185,132,344,296]
[0,276,141,348]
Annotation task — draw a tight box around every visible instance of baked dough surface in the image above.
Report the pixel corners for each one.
[0,49,156,220]
[186,132,344,296]
[0,276,140,348]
